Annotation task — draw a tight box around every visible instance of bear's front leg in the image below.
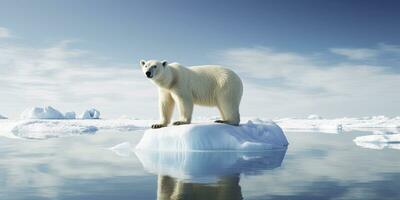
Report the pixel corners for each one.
[151,90,175,129]
[172,95,193,126]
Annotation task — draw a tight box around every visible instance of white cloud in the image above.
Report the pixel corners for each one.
[218,47,400,118]
[0,39,158,119]
[330,43,400,60]
[0,27,11,38]
[330,48,378,60]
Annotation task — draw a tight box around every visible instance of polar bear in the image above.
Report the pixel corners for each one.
[140,60,243,129]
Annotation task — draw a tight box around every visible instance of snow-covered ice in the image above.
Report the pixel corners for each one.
[80,109,100,119]
[1,114,399,140]
[0,119,145,139]
[353,131,400,150]
[307,114,323,120]
[135,120,289,152]
[135,149,287,183]
[273,115,400,133]
[11,120,98,139]
[21,106,65,119]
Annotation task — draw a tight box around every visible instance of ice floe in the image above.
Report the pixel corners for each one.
[108,142,132,157]
[135,120,289,152]
[0,114,7,119]
[353,131,400,150]
[0,119,145,139]
[11,120,98,139]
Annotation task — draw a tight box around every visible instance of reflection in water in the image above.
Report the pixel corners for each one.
[158,175,242,200]
[135,149,287,200]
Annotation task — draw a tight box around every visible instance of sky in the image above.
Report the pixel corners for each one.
[0,0,399,119]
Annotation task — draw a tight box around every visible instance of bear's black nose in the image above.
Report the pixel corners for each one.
[145,71,152,78]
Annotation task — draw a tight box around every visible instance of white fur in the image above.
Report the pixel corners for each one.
[140,60,243,127]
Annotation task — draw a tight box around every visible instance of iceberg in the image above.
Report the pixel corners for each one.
[135,149,287,183]
[80,109,100,119]
[21,106,65,119]
[135,120,288,152]
[64,112,76,119]
[19,106,103,120]
[0,114,7,119]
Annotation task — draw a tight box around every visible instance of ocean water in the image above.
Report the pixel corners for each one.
[0,130,399,200]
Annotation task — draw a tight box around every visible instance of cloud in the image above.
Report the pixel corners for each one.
[0,26,399,119]
[330,48,378,60]
[218,46,400,118]
[0,27,11,38]
[330,43,400,60]
[0,39,158,118]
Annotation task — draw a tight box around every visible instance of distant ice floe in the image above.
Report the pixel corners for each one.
[0,114,7,119]
[353,131,400,150]
[307,114,323,120]
[135,120,289,152]
[11,120,98,139]
[0,119,144,139]
[272,115,400,133]
[20,106,101,120]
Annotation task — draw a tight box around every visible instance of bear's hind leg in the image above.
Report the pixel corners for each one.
[216,101,240,126]
[214,106,228,124]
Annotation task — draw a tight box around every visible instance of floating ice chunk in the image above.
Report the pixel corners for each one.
[21,106,65,119]
[109,142,132,157]
[80,109,100,119]
[353,133,400,150]
[135,149,287,183]
[307,114,323,120]
[1,119,144,140]
[64,112,76,119]
[135,120,288,152]
[11,120,98,139]
[0,114,7,119]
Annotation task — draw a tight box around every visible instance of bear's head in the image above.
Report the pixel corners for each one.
[140,60,168,80]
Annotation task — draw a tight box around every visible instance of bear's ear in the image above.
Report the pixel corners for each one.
[161,60,168,67]
[140,60,146,67]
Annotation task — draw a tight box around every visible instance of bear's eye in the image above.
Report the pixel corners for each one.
[152,65,157,68]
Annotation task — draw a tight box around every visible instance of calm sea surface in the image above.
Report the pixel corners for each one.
[0,129,399,200]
